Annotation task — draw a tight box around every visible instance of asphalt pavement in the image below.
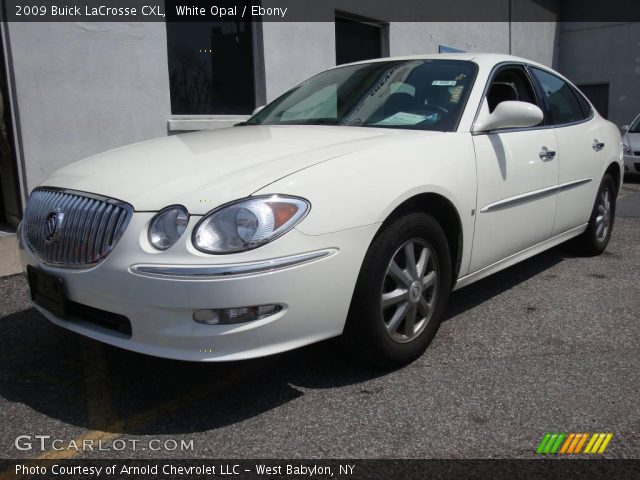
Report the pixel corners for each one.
[0,177,639,461]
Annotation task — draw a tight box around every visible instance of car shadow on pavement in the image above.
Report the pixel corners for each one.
[443,244,569,322]
[0,243,572,439]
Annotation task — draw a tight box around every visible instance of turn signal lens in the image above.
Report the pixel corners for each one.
[192,196,310,254]
[193,305,283,325]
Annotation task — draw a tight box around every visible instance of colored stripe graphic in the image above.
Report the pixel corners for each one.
[560,433,575,454]
[544,434,559,454]
[584,433,614,454]
[573,433,589,453]
[536,434,552,454]
[598,433,613,453]
[584,434,599,453]
[538,433,613,454]
[550,433,565,453]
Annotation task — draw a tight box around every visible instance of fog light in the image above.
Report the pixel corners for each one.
[193,304,283,325]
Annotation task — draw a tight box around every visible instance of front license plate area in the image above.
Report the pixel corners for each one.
[27,265,67,318]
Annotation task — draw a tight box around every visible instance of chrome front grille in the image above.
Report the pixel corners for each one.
[23,188,133,267]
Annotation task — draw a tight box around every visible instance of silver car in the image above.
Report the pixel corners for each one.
[622,114,640,175]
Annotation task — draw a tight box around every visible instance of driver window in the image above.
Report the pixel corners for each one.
[486,66,538,114]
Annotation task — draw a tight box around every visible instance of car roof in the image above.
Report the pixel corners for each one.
[334,53,549,71]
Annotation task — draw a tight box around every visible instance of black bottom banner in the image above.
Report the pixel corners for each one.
[1,459,640,480]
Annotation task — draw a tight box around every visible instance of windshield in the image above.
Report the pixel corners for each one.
[248,60,477,132]
[629,116,640,133]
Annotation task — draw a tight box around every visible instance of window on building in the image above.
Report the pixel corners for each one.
[166,21,255,115]
[531,68,586,125]
[335,15,385,65]
[577,83,607,119]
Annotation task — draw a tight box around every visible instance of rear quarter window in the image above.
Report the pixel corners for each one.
[531,67,587,125]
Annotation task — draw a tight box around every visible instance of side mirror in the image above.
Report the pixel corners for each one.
[620,124,629,132]
[473,101,544,133]
[252,105,265,115]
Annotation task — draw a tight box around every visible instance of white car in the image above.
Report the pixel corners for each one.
[622,114,640,174]
[19,54,623,366]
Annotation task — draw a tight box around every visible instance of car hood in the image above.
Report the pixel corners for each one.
[43,125,436,213]
[623,131,640,152]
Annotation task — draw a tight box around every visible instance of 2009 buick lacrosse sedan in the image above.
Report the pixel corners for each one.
[20,54,623,366]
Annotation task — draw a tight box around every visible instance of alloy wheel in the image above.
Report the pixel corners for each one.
[381,238,439,343]
[595,186,611,242]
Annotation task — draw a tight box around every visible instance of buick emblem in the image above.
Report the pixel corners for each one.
[44,209,64,242]
[408,280,422,303]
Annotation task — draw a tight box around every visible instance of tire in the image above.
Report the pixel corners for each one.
[572,173,616,256]
[344,213,452,367]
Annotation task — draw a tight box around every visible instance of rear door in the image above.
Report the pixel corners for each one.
[470,65,558,272]
[529,67,602,235]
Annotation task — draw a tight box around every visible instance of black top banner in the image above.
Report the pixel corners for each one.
[1,0,640,22]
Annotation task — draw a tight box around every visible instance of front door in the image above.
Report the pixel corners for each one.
[469,65,558,272]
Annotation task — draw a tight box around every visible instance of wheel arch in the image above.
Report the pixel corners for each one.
[605,161,622,195]
[381,192,464,284]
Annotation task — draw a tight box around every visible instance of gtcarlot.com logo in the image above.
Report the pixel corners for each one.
[15,435,194,452]
[536,432,613,455]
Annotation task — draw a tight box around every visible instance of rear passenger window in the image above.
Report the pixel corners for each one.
[531,68,586,125]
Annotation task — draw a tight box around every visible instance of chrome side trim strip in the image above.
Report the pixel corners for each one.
[129,249,338,279]
[558,178,593,192]
[480,178,593,213]
[480,185,558,213]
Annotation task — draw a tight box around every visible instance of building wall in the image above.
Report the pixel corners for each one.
[6,22,171,191]
[558,22,640,127]
[387,22,509,57]
[388,22,557,65]
[262,22,336,102]
[511,22,559,68]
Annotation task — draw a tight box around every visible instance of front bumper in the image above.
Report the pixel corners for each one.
[19,213,378,361]
[623,154,640,174]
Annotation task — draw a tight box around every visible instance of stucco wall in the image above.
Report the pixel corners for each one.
[559,22,640,127]
[388,22,558,66]
[6,22,171,191]
[388,22,509,57]
[262,22,336,102]
[511,22,558,67]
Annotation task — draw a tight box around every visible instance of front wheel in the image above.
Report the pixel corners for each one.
[344,213,452,367]
[573,173,616,256]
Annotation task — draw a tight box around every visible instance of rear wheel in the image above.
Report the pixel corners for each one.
[573,173,616,256]
[344,213,452,367]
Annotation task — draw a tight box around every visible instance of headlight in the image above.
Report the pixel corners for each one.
[148,205,189,251]
[623,143,631,155]
[193,195,310,254]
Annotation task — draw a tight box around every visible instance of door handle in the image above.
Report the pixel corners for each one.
[592,140,605,151]
[539,146,556,160]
